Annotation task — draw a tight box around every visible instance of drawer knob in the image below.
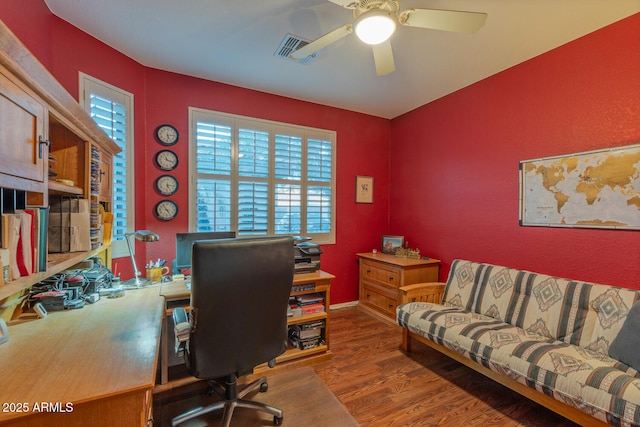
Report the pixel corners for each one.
[389,276,394,281]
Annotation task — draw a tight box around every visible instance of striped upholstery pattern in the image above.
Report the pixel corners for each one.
[441,260,639,356]
[398,260,640,426]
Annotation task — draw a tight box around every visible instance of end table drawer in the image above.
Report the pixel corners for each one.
[361,283,397,316]
[361,261,400,286]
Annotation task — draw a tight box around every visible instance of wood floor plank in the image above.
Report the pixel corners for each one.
[313,307,579,427]
[153,368,357,426]
[156,306,581,426]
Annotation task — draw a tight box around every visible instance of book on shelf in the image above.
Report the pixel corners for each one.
[296,293,324,305]
[26,206,49,273]
[0,206,49,282]
[300,302,325,315]
[15,210,32,276]
[1,213,21,280]
[22,208,38,273]
[37,207,49,272]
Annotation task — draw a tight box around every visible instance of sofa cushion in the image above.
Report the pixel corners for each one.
[441,259,486,311]
[441,260,640,358]
[609,302,640,371]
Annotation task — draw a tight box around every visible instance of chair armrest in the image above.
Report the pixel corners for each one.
[399,282,445,304]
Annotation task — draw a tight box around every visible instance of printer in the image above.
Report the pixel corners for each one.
[293,238,322,274]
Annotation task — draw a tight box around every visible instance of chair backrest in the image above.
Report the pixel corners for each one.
[186,236,294,379]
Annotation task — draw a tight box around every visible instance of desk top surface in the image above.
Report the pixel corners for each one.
[160,270,335,301]
[0,286,164,422]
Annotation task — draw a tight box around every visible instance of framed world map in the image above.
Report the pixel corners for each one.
[519,144,640,229]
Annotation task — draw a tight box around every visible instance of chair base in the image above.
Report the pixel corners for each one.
[171,375,283,427]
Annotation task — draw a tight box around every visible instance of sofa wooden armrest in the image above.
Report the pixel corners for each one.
[399,282,445,304]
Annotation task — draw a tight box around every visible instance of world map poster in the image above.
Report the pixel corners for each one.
[520,144,640,229]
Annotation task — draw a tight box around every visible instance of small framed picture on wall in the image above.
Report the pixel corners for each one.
[382,235,404,254]
[355,175,373,203]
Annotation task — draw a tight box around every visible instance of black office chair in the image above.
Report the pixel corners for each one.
[171,236,294,427]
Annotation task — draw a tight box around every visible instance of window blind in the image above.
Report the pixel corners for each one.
[190,108,335,243]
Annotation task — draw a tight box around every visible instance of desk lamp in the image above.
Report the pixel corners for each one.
[122,230,159,288]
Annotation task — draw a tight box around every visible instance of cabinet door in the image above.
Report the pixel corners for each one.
[98,150,113,201]
[0,71,46,184]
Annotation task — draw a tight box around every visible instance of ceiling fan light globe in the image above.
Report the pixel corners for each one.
[354,10,396,45]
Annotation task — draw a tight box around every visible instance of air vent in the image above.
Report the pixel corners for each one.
[274,34,316,64]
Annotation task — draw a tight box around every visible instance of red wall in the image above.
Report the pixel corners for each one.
[2,2,639,301]
[389,13,640,289]
[141,70,391,304]
[0,0,390,304]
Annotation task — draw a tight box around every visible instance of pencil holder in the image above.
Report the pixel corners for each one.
[146,266,169,283]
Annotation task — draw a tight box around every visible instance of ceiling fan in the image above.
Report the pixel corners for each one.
[290,0,487,76]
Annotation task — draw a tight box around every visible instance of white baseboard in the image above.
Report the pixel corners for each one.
[329,300,359,310]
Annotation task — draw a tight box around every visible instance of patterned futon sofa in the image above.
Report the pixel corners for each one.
[397,259,640,426]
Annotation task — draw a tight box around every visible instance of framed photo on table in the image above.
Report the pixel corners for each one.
[382,235,404,254]
[355,175,373,203]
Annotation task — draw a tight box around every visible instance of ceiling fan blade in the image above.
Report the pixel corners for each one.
[290,24,353,60]
[399,8,487,33]
[372,39,395,76]
[327,0,359,8]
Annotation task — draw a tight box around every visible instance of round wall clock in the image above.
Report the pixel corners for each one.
[154,199,178,221]
[154,149,178,171]
[154,174,179,196]
[154,124,179,146]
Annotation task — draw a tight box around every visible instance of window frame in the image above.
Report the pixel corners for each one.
[188,107,336,244]
[79,73,135,258]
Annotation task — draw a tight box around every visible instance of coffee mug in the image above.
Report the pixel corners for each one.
[146,266,170,283]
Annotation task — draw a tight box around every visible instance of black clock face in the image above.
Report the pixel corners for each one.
[155,124,179,145]
[154,174,178,196]
[154,149,178,171]
[154,199,178,221]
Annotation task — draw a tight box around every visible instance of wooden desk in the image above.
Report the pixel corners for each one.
[157,271,334,387]
[160,280,190,302]
[0,286,164,427]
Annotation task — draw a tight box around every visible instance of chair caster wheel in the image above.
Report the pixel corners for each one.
[260,382,269,392]
[206,386,215,396]
[274,415,283,425]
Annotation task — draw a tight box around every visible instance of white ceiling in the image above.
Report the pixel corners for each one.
[44,0,639,119]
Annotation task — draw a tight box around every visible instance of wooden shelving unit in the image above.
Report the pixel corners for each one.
[0,20,119,316]
[156,270,334,391]
[0,246,109,302]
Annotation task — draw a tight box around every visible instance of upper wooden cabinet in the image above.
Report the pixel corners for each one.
[0,20,119,161]
[0,20,121,303]
[0,66,47,194]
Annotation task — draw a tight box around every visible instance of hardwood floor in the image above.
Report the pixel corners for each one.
[313,307,580,427]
